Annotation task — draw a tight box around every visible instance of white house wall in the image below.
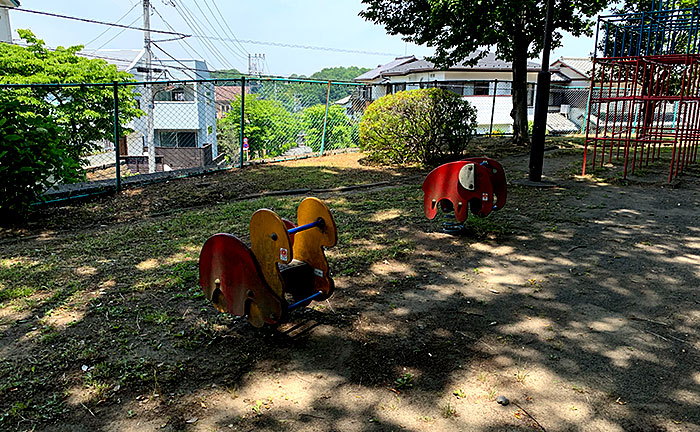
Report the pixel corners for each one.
[0,8,12,43]
[465,95,516,133]
[388,71,538,83]
[154,102,199,129]
[196,80,218,158]
[120,59,218,158]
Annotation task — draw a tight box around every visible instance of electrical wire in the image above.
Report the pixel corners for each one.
[151,4,205,61]
[201,0,248,57]
[153,2,241,75]
[170,0,239,70]
[85,2,139,47]
[2,6,190,37]
[95,16,142,50]
[171,1,236,70]
[208,0,249,56]
[192,0,247,60]
[193,36,402,56]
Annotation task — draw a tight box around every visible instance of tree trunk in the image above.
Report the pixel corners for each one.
[511,34,530,146]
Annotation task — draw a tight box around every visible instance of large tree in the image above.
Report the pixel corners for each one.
[0,30,142,215]
[360,0,609,145]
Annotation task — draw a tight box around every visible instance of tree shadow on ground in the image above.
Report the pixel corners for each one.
[0,153,699,431]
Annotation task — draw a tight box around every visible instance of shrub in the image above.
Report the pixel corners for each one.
[0,96,82,219]
[359,88,477,165]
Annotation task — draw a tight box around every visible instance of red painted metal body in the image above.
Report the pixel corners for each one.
[198,233,283,325]
[422,157,507,223]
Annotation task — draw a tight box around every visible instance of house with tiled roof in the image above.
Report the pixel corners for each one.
[355,52,540,133]
[550,57,594,87]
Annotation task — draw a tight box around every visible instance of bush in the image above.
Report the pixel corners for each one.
[359,88,477,165]
[0,96,82,219]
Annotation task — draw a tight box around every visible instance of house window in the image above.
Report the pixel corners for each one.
[172,88,185,101]
[527,84,536,106]
[360,86,372,100]
[473,81,491,96]
[393,83,406,93]
[159,131,197,148]
[154,84,195,102]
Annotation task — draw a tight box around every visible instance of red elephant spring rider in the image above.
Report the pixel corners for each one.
[198,197,337,327]
[422,157,507,233]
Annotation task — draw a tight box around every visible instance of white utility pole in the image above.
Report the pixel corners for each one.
[143,0,156,173]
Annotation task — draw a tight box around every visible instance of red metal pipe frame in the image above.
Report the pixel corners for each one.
[584,54,700,181]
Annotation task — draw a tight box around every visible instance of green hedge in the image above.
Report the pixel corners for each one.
[359,88,477,165]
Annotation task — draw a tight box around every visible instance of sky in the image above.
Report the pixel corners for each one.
[7,0,599,78]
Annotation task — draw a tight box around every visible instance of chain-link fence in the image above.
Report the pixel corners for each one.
[0,77,367,203]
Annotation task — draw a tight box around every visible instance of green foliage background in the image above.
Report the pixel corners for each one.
[0,30,142,215]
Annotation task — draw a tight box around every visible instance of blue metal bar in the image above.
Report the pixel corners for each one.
[287,218,323,235]
[287,291,323,311]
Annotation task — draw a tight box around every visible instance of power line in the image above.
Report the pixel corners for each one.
[192,0,247,60]
[152,41,205,79]
[202,0,248,57]
[85,2,139,47]
[95,16,142,50]
[151,4,204,61]
[193,36,402,56]
[208,0,249,56]
[1,6,190,37]
[170,0,239,70]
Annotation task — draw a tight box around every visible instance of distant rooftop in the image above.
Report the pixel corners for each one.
[78,49,144,72]
[384,52,540,76]
[354,56,416,82]
[551,57,593,78]
[356,52,540,82]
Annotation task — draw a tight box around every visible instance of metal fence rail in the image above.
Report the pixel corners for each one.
[0,77,367,202]
[1,75,593,204]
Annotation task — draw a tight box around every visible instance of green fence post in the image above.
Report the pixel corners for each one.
[239,76,246,168]
[320,80,331,155]
[113,82,121,191]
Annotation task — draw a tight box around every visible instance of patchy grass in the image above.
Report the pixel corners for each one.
[1,148,699,431]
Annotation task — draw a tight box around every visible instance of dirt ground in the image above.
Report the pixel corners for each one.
[1,141,699,431]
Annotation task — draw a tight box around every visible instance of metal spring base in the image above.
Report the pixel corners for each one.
[442,212,464,235]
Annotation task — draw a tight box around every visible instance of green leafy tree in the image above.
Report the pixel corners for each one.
[359,88,478,165]
[210,68,242,84]
[0,96,82,218]
[360,0,610,145]
[268,66,370,108]
[219,95,299,157]
[0,30,142,215]
[300,104,357,152]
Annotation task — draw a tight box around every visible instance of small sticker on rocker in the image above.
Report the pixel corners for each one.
[280,248,289,261]
[313,268,324,277]
[482,193,489,201]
